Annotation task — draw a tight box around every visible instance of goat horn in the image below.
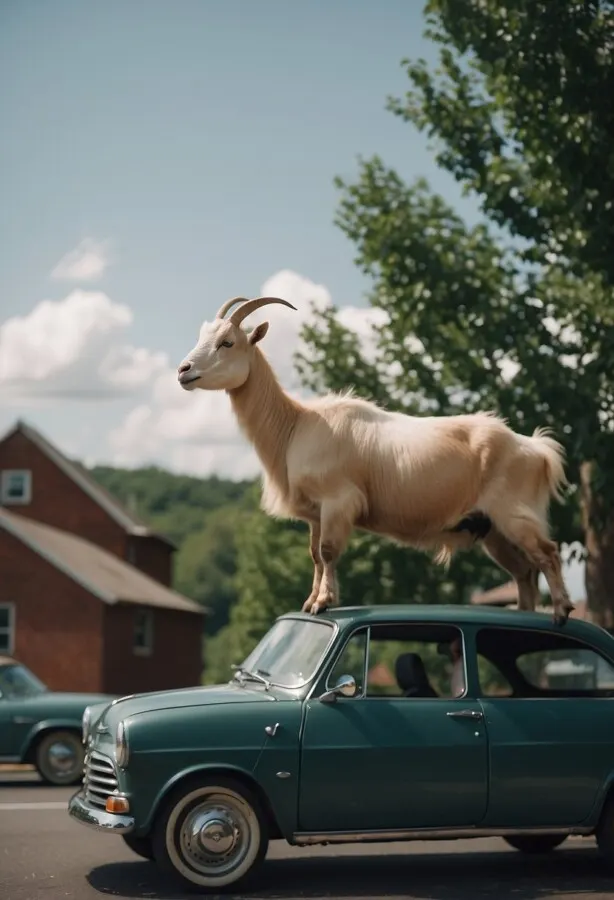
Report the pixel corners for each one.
[229,296,298,325]
[215,296,251,319]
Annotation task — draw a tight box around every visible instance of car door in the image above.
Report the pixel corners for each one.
[475,623,614,827]
[297,621,489,833]
[0,695,32,758]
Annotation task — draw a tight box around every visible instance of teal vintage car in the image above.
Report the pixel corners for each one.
[69,604,614,892]
[0,655,115,785]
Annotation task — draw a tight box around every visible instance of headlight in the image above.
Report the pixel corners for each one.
[82,706,92,744]
[115,720,129,768]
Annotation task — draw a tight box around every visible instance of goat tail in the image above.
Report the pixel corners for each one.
[530,426,568,503]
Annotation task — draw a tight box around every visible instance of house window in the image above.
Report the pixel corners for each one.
[0,604,15,654]
[133,608,153,656]
[0,470,32,505]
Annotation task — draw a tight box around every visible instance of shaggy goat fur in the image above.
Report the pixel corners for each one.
[178,296,573,625]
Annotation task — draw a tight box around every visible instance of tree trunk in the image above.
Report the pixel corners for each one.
[580,462,614,630]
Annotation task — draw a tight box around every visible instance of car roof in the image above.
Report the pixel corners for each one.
[279,604,610,643]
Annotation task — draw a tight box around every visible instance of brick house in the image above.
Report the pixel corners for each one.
[0,419,206,694]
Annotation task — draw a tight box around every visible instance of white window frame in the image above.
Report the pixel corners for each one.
[1,470,32,505]
[133,608,154,657]
[0,603,15,655]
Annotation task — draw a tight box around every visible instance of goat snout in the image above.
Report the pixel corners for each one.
[177,360,200,387]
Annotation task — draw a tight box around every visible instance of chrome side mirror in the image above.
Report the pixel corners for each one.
[319,674,358,703]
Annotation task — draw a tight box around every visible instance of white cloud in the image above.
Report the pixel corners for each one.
[0,290,167,402]
[50,238,113,282]
[107,269,384,478]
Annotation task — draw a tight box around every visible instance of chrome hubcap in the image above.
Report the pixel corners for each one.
[48,740,79,775]
[179,798,249,875]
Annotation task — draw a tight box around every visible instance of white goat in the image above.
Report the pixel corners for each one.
[178,296,573,625]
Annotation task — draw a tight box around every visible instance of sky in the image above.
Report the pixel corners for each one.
[0,0,585,598]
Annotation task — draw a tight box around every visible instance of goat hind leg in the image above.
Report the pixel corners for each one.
[482,528,541,613]
[492,513,573,625]
[302,521,324,613]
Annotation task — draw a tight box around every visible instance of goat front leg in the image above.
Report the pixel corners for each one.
[310,487,363,615]
[302,521,324,613]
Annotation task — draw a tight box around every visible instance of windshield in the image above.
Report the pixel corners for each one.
[239,617,335,689]
[0,663,47,700]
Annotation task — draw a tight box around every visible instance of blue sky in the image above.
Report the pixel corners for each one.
[2,0,475,334]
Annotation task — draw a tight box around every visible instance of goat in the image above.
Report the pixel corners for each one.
[177,296,573,625]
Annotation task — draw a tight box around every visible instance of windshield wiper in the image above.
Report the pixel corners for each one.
[231,665,271,690]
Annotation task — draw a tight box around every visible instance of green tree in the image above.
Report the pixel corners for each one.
[89,463,254,632]
[298,0,614,623]
[173,505,248,635]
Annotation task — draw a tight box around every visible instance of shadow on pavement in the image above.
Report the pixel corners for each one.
[87,843,613,899]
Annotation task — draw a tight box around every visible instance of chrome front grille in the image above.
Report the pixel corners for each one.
[83,749,119,809]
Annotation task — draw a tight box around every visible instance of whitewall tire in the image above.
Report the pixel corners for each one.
[152,775,269,892]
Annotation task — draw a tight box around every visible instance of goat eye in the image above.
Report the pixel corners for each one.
[220,340,234,349]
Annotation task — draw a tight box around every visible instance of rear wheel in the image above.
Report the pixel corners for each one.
[34,730,84,786]
[122,834,155,861]
[503,834,567,854]
[152,775,269,892]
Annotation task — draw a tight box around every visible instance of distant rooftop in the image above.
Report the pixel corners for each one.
[1,419,176,549]
[0,507,205,616]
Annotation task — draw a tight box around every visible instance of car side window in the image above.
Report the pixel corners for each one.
[476,626,614,698]
[517,647,614,692]
[326,629,368,696]
[477,654,513,697]
[364,623,467,700]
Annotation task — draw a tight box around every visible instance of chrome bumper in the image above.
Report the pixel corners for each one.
[68,791,134,834]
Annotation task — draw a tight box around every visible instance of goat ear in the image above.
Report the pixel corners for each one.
[248,321,269,345]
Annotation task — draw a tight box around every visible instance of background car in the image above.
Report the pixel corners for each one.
[0,655,116,785]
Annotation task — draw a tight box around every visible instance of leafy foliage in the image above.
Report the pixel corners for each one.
[89,464,254,635]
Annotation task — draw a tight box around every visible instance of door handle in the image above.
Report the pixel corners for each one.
[447,709,483,720]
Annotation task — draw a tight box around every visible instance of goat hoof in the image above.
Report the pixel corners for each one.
[553,606,573,626]
[302,594,317,613]
[311,594,336,615]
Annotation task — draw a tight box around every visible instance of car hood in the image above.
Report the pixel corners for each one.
[99,681,275,727]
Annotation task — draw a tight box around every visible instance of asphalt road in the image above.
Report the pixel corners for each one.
[2,771,614,900]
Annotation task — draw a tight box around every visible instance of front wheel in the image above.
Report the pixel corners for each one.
[503,834,567,854]
[152,775,269,892]
[34,730,84,786]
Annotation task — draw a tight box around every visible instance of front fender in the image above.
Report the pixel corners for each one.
[20,719,83,761]
[138,762,268,834]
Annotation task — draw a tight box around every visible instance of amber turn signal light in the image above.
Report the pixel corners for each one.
[106,796,130,814]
